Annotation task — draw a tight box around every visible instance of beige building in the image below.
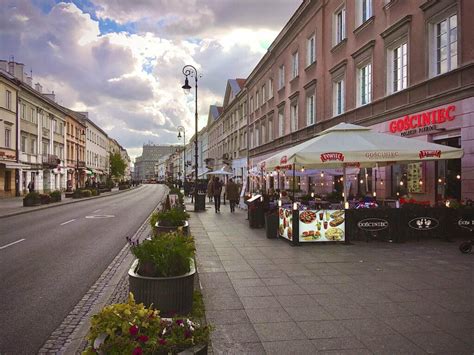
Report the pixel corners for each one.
[65,110,86,189]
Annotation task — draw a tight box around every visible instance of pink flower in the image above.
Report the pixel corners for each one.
[137,335,149,343]
[158,338,167,345]
[132,347,143,355]
[176,319,184,326]
[184,329,192,338]
[129,325,139,336]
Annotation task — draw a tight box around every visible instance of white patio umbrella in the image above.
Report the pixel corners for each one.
[207,168,234,175]
[260,123,464,206]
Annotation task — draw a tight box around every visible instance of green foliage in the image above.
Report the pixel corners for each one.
[23,192,41,204]
[72,189,83,198]
[156,207,190,227]
[91,189,98,196]
[39,193,51,204]
[82,189,92,197]
[49,190,62,202]
[106,178,115,189]
[83,293,210,355]
[109,152,126,179]
[131,232,195,277]
[150,211,159,229]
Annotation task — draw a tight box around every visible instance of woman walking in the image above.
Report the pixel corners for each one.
[226,178,239,213]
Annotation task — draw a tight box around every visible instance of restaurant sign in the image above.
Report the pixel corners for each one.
[389,105,456,137]
[320,152,345,162]
[408,217,439,230]
[457,218,474,230]
[357,218,389,232]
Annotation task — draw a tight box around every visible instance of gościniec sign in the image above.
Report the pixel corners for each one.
[457,219,474,230]
[408,217,439,230]
[357,219,389,231]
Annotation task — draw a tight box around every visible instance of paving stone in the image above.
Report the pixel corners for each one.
[341,318,398,338]
[211,341,266,354]
[262,339,318,354]
[312,336,367,351]
[268,284,307,296]
[404,331,473,354]
[230,278,265,288]
[234,286,273,297]
[261,276,296,286]
[205,309,250,325]
[241,296,281,309]
[284,305,334,322]
[211,323,260,343]
[204,295,244,311]
[245,307,292,323]
[358,333,426,354]
[299,320,352,339]
[382,315,440,334]
[276,294,319,308]
[253,321,307,342]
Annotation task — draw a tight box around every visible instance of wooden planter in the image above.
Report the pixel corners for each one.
[129,258,195,315]
[154,220,189,236]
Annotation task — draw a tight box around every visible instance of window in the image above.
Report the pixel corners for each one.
[5,128,11,148]
[250,129,254,149]
[333,78,345,116]
[261,123,266,144]
[42,115,49,129]
[5,90,11,110]
[268,119,273,141]
[435,14,458,75]
[307,35,316,66]
[256,126,260,146]
[357,0,372,26]
[278,109,285,137]
[21,103,26,119]
[256,90,259,108]
[306,94,315,125]
[358,63,372,106]
[268,78,274,99]
[42,141,49,156]
[30,108,35,123]
[262,84,266,103]
[335,7,346,45]
[292,52,299,79]
[30,137,36,154]
[390,42,408,93]
[250,96,254,113]
[21,135,27,152]
[278,65,285,89]
[290,102,298,132]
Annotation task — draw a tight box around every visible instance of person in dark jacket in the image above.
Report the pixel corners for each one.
[226,178,240,213]
[211,177,223,213]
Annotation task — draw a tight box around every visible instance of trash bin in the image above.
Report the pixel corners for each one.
[195,193,206,211]
[245,194,264,228]
[265,210,278,238]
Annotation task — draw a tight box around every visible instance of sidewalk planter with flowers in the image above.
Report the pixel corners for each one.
[49,190,62,202]
[82,293,210,355]
[152,207,190,237]
[39,193,51,204]
[128,232,195,315]
[23,192,41,207]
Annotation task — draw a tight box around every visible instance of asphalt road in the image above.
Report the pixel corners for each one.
[0,184,167,354]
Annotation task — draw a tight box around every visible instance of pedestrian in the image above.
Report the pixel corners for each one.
[212,176,222,213]
[207,178,214,203]
[28,180,35,193]
[226,178,240,213]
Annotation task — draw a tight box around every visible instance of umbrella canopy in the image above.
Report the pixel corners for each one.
[207,168,233,175]
[261,123,464,170]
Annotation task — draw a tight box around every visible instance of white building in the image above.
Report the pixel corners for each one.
[83,114,108,183]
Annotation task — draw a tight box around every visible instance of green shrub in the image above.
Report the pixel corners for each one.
[82,189,92,197]
[150,211,159,229]
[50,190,62,202]
[23,192,41,205]
[91,189,98,196]
[131,232,195,277]
[156,207,189,227]
[39,193,51,204]
[72,189,82,198]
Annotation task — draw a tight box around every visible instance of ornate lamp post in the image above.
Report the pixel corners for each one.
[181,65,199,211]
[177,125,186,183]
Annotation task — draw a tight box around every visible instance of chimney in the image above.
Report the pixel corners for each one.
[42,92,56,102]
[25,74,32,87]
[12,62,24,81]
[35,82,42,93]
[0,60,7,72]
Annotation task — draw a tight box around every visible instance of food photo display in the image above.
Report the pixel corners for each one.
[299,209,345,242]
[278,207,293,241]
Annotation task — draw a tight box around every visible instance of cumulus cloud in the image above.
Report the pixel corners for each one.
[0,0,301,161]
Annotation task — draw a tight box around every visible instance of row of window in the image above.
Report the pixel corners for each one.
[86,150,107,168]
[87,129,107,149]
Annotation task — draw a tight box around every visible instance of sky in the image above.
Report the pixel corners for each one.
[1,0,302,161]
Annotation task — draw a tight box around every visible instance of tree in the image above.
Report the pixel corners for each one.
[109,152,126,180]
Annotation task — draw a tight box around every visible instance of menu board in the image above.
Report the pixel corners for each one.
[278,208,293,241]
[299,209,345,242]
[407,163,423,193]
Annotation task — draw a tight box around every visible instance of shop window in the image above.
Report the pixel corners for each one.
[435,136,461,201]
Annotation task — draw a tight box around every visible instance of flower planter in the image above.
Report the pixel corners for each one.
[154,220,190,236]
[129,258,195,315]
[178,343,208,354]
[23,199,41,207]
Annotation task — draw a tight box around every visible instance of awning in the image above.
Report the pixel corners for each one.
[0,161,32,169]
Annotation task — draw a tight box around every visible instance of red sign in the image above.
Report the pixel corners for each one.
[280,155,288,164]
[419,150,441,159]
[320,152,345,162]
[389,105,456,133]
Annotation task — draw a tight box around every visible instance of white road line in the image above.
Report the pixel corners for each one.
[93,209,101,213]
[60,219,76,226]
[0,239,26,250]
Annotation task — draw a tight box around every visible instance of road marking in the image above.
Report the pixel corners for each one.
[85,215,115,219]
[0,239,25,250]
[93,209,101,213]
[60,219,76,226]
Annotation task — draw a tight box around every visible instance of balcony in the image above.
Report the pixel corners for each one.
[42,154,59,168]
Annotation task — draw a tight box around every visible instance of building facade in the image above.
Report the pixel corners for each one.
[134,144,178,181]
[245,0,473,203]
[65,110,86,189]
[84,115,109,183]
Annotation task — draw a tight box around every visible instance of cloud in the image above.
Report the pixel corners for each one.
[0,0,301,161]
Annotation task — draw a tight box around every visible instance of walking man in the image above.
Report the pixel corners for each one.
[28,180,35,193]
[226,178,239,213]
[211,177,222,213]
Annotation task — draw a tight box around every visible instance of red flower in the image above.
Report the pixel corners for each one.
[132,347,143,355]
[129,325,139,336]
[158,338,167,345]
[138,335,149,343]
[176,319,184,326]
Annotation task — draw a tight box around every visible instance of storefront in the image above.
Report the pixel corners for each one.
[370,97,474,204]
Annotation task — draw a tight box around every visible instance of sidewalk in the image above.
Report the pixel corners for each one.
[189,200,473,354]
[0,186,141,218]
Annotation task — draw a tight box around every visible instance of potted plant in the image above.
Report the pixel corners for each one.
[128,232,195,315]
[23,192,41,207]
[49,190,62,202]
[39,193,51,204]
[82,293,210,355]
[152,207,190,236]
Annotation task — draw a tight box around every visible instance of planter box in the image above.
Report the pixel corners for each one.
[154,220,190,237]
[23,199,41,207]
[129,258,195,315]
[265,212,278,239]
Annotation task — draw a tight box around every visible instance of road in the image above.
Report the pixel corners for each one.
[0,184,167,354]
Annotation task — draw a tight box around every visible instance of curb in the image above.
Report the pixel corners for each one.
[0,185,143,219]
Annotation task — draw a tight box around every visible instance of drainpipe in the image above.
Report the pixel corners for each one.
[15,85,20,196]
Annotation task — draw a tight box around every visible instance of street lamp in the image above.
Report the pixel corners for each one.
[181,64,199,211]
[177,125,186,183]
[76,129,85,189]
